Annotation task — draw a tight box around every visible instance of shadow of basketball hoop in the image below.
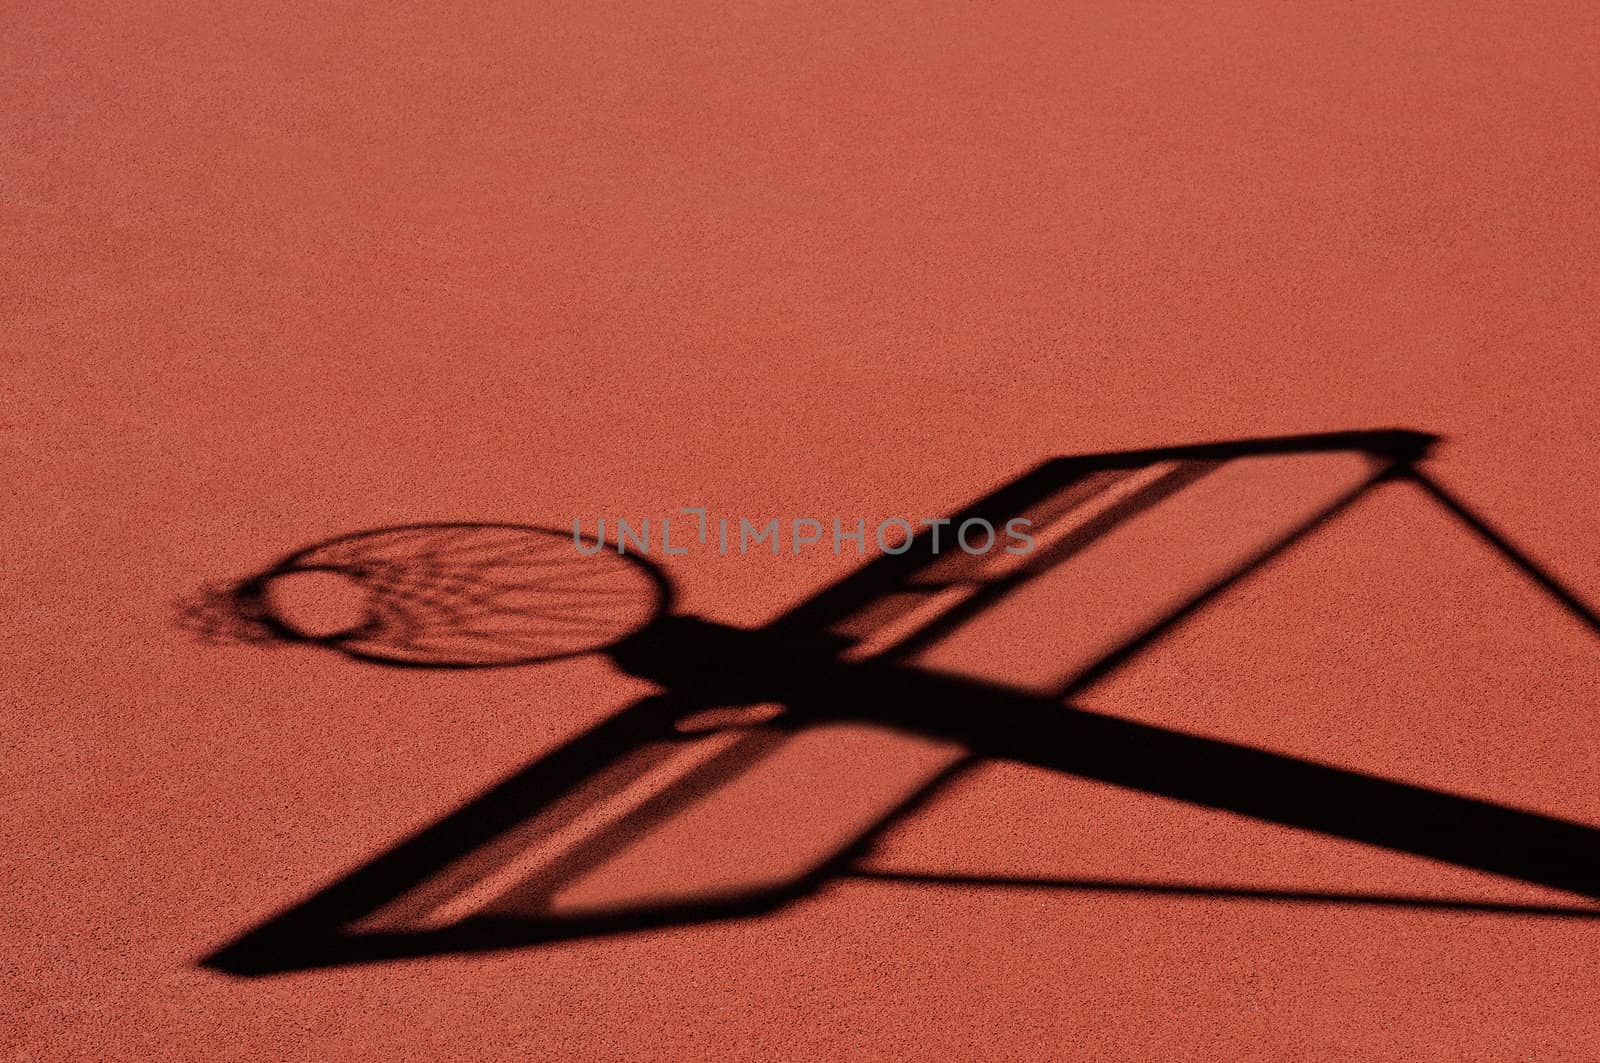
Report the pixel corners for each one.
[179,523,673,668]
[188,428,1600,976]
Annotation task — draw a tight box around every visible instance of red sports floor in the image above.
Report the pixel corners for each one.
[6,2,1599,1059]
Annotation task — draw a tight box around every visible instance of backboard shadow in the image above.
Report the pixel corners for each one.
[192,429,1600,976]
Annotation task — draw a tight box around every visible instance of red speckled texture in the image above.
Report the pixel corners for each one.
[5,1,1598,1059]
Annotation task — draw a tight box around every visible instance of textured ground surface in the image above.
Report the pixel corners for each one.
[6,1,1599,1059]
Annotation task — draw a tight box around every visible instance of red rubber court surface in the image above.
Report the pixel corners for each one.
[5,2,1599,1059]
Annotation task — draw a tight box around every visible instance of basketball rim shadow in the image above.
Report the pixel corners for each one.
[195,429,1600,977]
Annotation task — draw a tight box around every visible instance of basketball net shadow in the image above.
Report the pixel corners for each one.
[187,429,1600,976]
